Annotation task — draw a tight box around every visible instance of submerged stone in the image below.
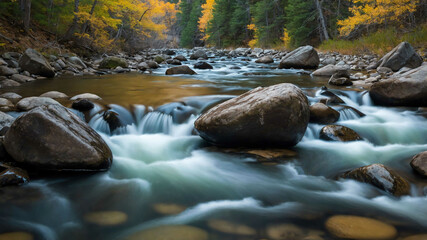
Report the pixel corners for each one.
[266,223,305,240]
[126,225,208,240]
[325,215,397,239]
[208,220,256,236]
[152,203,187,215]
[0,232,33,240]
[84,211,128,226]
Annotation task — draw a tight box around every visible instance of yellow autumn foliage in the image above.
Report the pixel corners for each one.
[338,0,419,36]
[199,0,215,40]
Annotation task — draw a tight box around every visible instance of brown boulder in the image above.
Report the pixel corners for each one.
[165,65,197,75]
[18,48,55,77]
[195,83,309,147]
[369,64,427,106]
[278,46,319,69]
[320,125,362,142]
[309,103,340,124]
[342,164,410,196]
[410,151,427,177]
[4,105,112,171]
[370,42,422,71]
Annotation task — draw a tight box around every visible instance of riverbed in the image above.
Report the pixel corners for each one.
[0,50,426,240]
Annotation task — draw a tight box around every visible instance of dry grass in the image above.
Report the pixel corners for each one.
[319,24,427,55]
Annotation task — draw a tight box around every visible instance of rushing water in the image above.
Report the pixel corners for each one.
[0,50,426,239]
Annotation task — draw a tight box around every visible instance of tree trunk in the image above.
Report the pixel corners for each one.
[315,0,329,41]
[64,0,80,40]
[81,0,98,34]
[20,0,31,33]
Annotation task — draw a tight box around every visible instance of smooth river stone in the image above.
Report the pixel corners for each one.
[126,225,208,240]
[70,93,102,101]
[84,211,128,226]
[266,223,305,240]
[0,232,33,240]
[325,215,397,239]
[152,203,186,215]
[207,220,256,236]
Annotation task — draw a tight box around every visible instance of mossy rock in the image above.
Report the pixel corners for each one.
[99,56,128,69]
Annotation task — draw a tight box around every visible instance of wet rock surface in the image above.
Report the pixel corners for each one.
[369,64,427,107]
[342,164,410,196]
[410,151,427,177]
[309,103,340,124]
[195,83,310,147]
[4,105,113,171]
[279,46,319,69]
[319,125,362,142]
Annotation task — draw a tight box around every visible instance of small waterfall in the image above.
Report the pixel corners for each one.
[138,112,173,134]
[133,105,146,123]
[339,108,361,121]
[88,114,111,135]
[361,91,373,106]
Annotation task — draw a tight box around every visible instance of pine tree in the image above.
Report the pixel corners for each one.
[285,0,317,47]
[179,0,203,48]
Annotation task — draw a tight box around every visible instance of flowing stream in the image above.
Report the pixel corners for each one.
[0,50,426,239]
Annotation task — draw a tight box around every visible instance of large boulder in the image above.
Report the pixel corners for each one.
[369,64,427,107]
[18,48,55,78]
[278,46,319,69]
[194,62,213,69]
[370,42,422,71]
[165,65,197,75]
[309,103,340,124]
[99,56,128,69]
[195,83,310,147]
[190,50,208,60]
[312,64,349,77]
[342,164,410,196]
[3,105,112,171]
[410,151,427,177]
[16,97,60,111]
[320,125,362,142]
[255,56,274,64]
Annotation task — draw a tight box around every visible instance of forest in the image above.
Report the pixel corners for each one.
[0,0,426,53]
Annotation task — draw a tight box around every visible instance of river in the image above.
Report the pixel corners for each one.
[0,50,426,240]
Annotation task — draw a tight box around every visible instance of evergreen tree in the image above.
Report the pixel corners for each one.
[285,0,317,47]
[251,0,287,47]
[179,0,203,48]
